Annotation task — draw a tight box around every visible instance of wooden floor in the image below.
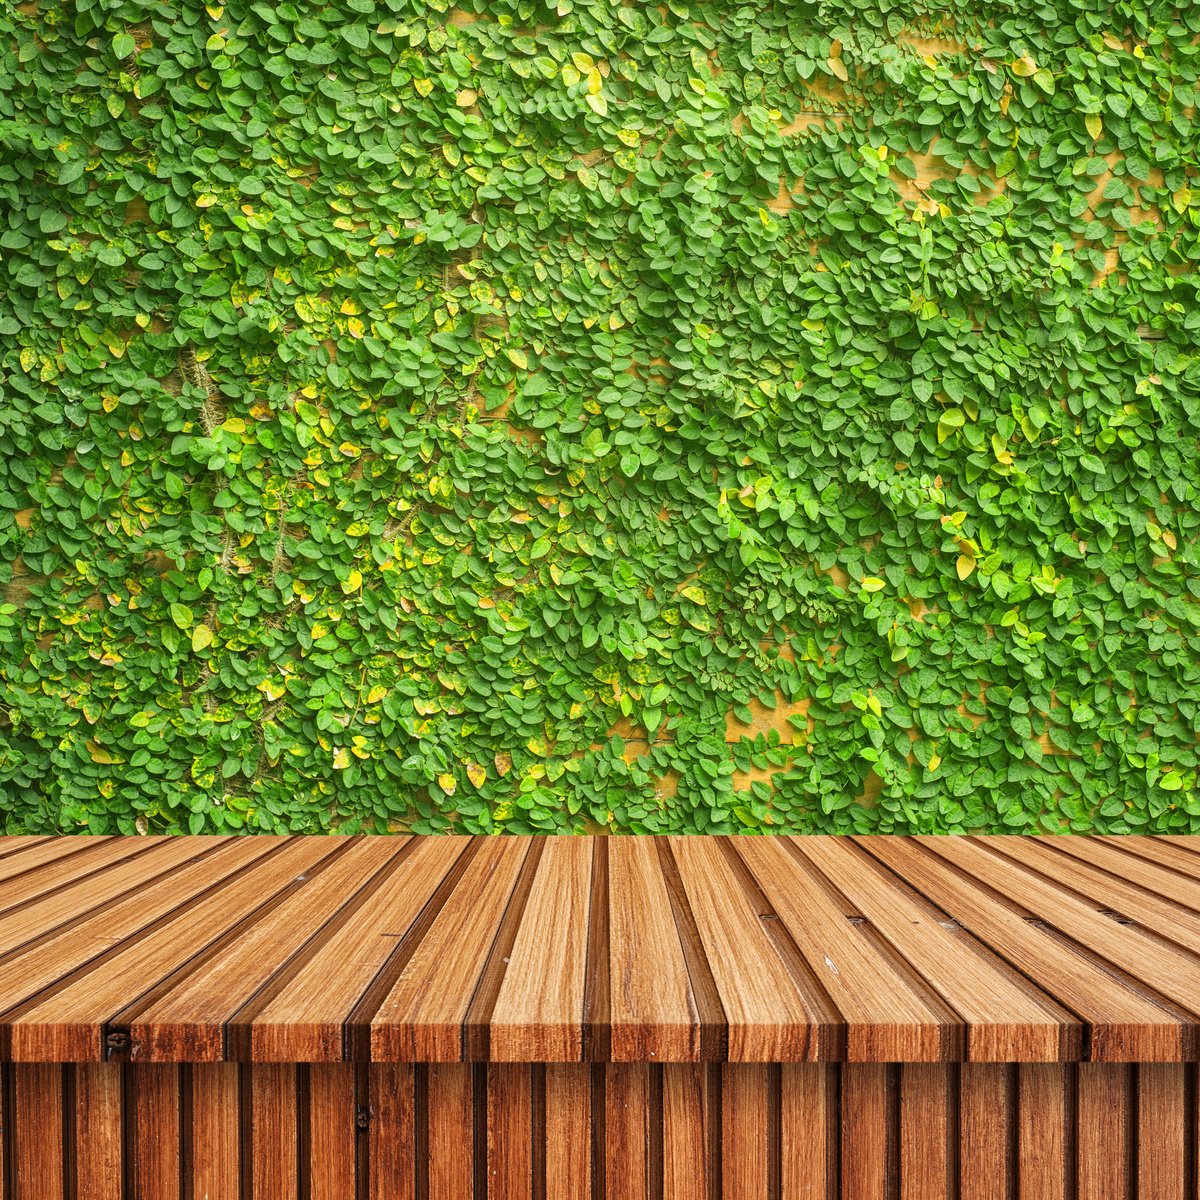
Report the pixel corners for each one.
[0,834,1197,1065]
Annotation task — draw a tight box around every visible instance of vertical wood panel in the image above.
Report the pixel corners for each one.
[841,1063,889,1200]
[899,1064,950,1200]
[1018,1064,1067,1200]
[252,1063,299,1200]
[544,1063,591,1200]
[1138,1064,1185,1200]
[191,1063,240,1200]
[606,1063,649,1200]
[74,1062,122,1200]
[128,1063,181,1200]
[960,1064,1013,1200]
[368,1063,414,1200]
[487,1064,533,1198]
[663,1064,708,1200]
[14,1063,63,1200]
[1078,1064,1131,1200]
[781,1064,834,1200]
[308,1063,357,1200]
[723,1065,770,1200]
[426,1063,474,1200]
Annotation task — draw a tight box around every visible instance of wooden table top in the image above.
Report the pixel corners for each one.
[0,834,1196,1064]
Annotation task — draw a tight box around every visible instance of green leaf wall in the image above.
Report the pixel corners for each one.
[2,0,1199,834]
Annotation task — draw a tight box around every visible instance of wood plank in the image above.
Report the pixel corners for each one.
[490,839,592,1061]
[781,1064,835,1199]
[840,1062,890,1200]
[371,838,530,1060]
[0,837,278,1020]
[899,1065,951,1200]
[1107,835,1200,877]
[807,838,1074,1061]
[859,837,1182,1060]
[960,1064,1012,1200]
[308,1063,357,1200]
[487,1064,532,1198]
[1017,1065,1067,1200]
[662,1064,708,1200]
[130,838,401,1060]
[426,1063,475,1200]
[1138,1064,1186,1200]
[927,837,1200,1029]
[368,1063,414,1200]
[73,1062,122,1200]
[608,838,698,1062]
[738,838,954,1061]
[246,837,464,1061]
[14,1063,63,1200]
[129,1064,181,1200]
[1077,1064,1132,1200]
[0,837,219,960]
[0,836,121,900]
[988,835,1200,954]
[190,1063,240,1200]
[722,1065,770,1200]
[544,1063,591,1200]
[606,1063,650,1200]
[6,838,337,1060]
[1043,835,1200,912]
[670,838,826,1061]
[252,1064,299,1200]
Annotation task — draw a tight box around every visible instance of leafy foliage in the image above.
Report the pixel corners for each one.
[2,0,1200,835]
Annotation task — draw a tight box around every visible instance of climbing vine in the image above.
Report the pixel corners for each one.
[2,0,1199,835]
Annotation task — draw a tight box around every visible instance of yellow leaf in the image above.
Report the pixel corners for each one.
[456,89,477,106]
[1085,113,1102,140]
[191,624,214,652]
[1172,186,1192,214]
[366,685,388,704]
[414,78,433,97]
[571,51,594,71]
[505,347,528,369]
[494,751,513,776]
[617,128,640,147]
[680,584,706,605]
[333,747,350,769]
[437,772,457,796]
[347,317,365,338]
[585,91,608,116]
[927,753,942,773]
[466,762,487,788]
[1010,55,1037,76]
[342,569,362,594]
[828,56,849,82]
[86,739,124,765]
[956,555,976,580]
[861,577,885,593]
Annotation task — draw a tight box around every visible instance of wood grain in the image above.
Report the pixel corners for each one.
[74,1062,122,1200]
[1138,1063,1186,1200]
[425,1063,474,1200]
[545,1062,591,1200]
[13,1062,63,1200]
[662,1064,708,1200]
[1017,1064,1067,1200]
[722,1065,771,1200]
[606,1063,650,1200]
[959,1064,1012,1200]
[129,1064,181,1200]
[840,1063,890,1200]
[368,1063,414,1200]
[781,1064,836,1200]
[190,1063,241,1200]
[899,1065,951,1200]
[1077,1064,1131,1200]
[487,1064,533,1198]
[308,1063,357,1200]
[251,1063,299,1200]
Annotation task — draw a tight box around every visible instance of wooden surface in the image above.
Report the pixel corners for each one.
[0,835,1197,1064]
[1,1061,1195,1199]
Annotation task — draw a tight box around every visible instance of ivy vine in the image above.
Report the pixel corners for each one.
[2,0,1199,835]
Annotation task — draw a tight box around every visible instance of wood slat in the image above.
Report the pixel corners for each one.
[6,838,337,1060]
[1042,835,1200,912]
[737,838,954,1061]
[246,837,464,1061]
[544,1062,591,1200]
[0,836,278,1024]
[608,838,699,1062]
[722,1065,771,1200]
[74,1062,122,1200]
[1017,1064,1068,1200]
[13,1062,63,1200]
[899,1065,952,1200]
[368,1063,414,1200]
[130,838,401,1060]
[860,837,1184,1060]
[129,1064,181,1200]
[662,1064,709,1200]
[808,838,1074,1061]
[1077,1064,1132,1200]
[490,838,592,1061]
[605,1063,651,1200]
[925,837,1200,1036]
[190,1063,241,1200]
[781,1064,836,1199]
[486,1064,532,1198]
[670,838,829,1061]
[425,1063,474,1200]
[1138,1063,1187,1200]
[1108,835,1200,877]
[308,1063,357,1200]
[840,1062,890,1200]
[371,838,531,1060]
[985,835,1200,956]
[252,1063,299,1200]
